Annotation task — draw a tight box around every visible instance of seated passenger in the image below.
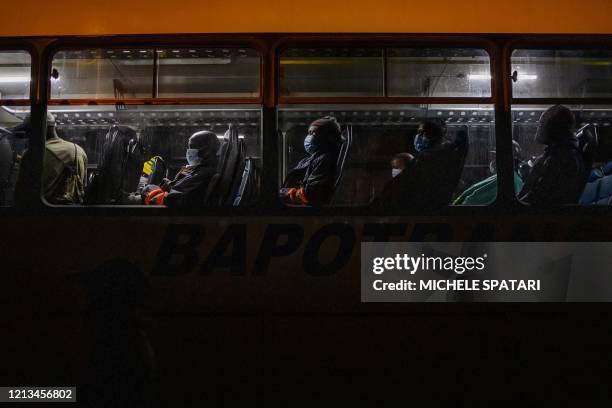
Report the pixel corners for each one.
[399,119,468,209]
[143,131,219,208]
[280,117,342,206]
[453,141,524,205]
[14,112,88,205]
[518,105,589,206]
[370,153,415,208]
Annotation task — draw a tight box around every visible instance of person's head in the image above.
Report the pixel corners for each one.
[304,116,342,155]
[186,130,220,166]
[536,105,576,145]
[391,152,414,177]
[488,141,522,174]
[414,119,447,152]
[11,112,57,140]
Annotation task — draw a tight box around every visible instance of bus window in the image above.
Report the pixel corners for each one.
[387,48,491,97]
[44,46,263,208]
[0,106,29,207]
[280,48,384,97]
[0,51,30,100]
[0,51,31,207]
[513,105,612,206]
[511,49,612,98]
[278,105,495,208]
[157,48,260,98]
[46,105,262,207]
[51,49,155,99]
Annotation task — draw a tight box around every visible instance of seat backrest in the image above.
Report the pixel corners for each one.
[576,123,598,170]
[233,158,252,206]
[332,126,352,193]
[85,125,144,204]
[204,173,221,206]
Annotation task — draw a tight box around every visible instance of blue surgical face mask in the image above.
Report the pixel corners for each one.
[392,168,402,178]
[304,134,315,155]
[186,148,201,166]
[413,132,429,152]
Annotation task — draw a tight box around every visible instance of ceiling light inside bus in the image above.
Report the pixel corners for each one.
[468,74,537,80]
[0,76,30,83]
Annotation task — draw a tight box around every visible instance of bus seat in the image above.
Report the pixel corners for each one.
[603,161,612,175]
[596,174,612,200]
[210,123,247,206]
[579,177,601,204]
[332,126,352,196]
[233,158,252,206]
[203,173,221,206]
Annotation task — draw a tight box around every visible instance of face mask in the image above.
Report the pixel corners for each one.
[304,134,315,155]
[186,148,201,166]
[413,132,429,153]
[392,168,402,178]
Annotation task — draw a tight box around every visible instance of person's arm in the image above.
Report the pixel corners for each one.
[518,156,562,205]
[285,154,336,206]
[164,171,209,208]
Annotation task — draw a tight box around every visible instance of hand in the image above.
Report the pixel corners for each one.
[160,178,171,192]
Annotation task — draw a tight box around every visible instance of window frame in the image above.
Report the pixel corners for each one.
[37,35,271,213]
[275,35,500,213]
[0,40,38,211]
[506,36,612,210]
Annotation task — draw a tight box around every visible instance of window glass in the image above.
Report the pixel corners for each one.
[280,48,384,97]
[157,48,260,98]
[0,51,31,100]
[0,106,29,207]
[512,105,612,206]
[278,104,495,207]
[511,49,612,98]
[51,49,155,99]
[44,105,262,207]
[387,48,491,97]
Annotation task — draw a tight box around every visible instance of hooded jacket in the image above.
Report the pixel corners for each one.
[518,140,587,206]
[518,106,588,206]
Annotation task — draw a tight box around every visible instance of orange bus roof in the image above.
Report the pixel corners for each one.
[1,0,612,37]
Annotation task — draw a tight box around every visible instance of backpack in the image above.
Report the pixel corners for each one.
[44,143,84,205]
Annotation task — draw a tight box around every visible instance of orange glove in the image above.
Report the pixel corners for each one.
[285,187,309,205]
[144,188,168,205]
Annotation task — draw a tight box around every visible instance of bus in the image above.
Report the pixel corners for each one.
[1,0,612,405]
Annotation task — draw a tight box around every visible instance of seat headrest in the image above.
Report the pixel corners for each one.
[603,161,612,176]
[589,168,604,182]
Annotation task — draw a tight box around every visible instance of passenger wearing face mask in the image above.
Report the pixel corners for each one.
[399,119,468,209]
[518,105,589,206]
[370,153,415,209]
[143,130,219,207]
[280,117,342,206]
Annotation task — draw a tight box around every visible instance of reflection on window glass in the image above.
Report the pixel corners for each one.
[0,51,30,100]
[157,48,260,97]
[280,48,384,97]
[512,49,612,98]
[513,105,612,206]
[44,105,262,207]
[278,105,495,208]
[51,49,155,99]
[0,106,30,207]
[387,48,491,97]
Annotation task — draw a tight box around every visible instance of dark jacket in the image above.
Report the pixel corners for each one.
[399,134,468,210]
[164,160,218,208]
[518,140,588,206]
[282,150,339,206]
